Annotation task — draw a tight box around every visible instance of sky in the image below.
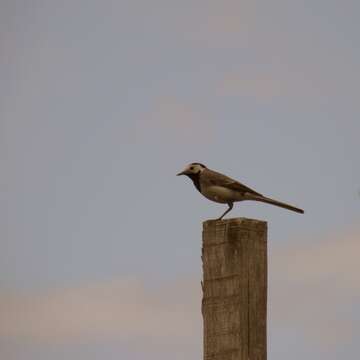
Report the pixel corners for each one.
[1,0,359,359]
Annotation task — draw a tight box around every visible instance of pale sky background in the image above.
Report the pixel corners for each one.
[1,1,360,359]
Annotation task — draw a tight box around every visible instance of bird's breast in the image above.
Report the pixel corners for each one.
[201,185,245,203]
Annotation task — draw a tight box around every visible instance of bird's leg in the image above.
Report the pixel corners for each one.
[217,202,233,220]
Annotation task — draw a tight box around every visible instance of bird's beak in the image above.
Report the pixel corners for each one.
[176,170,186,176]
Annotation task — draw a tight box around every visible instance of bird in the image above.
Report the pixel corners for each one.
[177,162,304,220]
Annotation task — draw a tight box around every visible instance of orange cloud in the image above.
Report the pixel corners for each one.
[217,73,284,101]
[273,228,360,287]
[136,96,214,143]
[184,1,257,47]
[1,226,359,350]
[270,226,360,346]
[0,277,201,345]
[216,68,338,105]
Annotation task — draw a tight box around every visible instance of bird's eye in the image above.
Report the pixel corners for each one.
[190,167,194,170]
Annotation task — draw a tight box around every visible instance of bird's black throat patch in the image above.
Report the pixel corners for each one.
[186,172,201,192]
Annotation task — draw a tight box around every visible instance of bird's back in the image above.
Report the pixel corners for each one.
[201,168,262,196]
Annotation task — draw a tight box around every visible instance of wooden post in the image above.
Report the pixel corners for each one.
[202,217,267,360]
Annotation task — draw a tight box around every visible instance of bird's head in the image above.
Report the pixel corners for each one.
[177,162,207,177]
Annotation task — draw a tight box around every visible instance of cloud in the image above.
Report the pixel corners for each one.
[1,226,359,354]
[216,68,339,105]
[0,277,201,345]
[185,1,257,47]
[217,72,284,101]
[135,96,214,144]
[270,226,360,347]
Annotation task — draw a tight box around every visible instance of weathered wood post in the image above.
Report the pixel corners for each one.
[202,217,267,360]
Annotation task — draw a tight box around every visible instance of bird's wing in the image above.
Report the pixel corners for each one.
[204,169,262,196]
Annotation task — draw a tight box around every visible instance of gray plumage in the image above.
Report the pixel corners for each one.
[177,163,304,220]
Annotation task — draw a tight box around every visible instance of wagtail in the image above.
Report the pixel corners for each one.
[177,163,304,220]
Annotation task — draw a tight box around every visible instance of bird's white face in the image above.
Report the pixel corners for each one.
[177,163,206,176]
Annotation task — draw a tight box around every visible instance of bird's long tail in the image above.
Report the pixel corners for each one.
[248,194,304,214]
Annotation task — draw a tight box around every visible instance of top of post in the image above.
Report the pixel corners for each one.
[202,217,267,247]
[203,217,267,230]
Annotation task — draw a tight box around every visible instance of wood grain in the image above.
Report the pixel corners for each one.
[202,217,267,360]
